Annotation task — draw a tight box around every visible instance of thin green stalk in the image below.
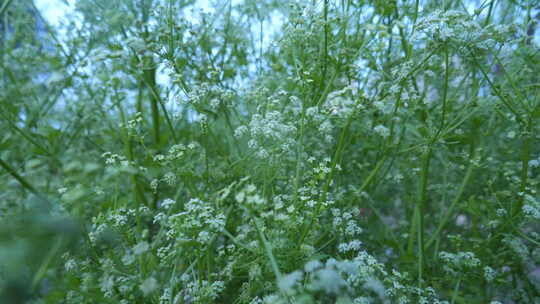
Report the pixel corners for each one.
[322,0,329,83]
[469,50,522,123]
[139,72,178,144]
[364,193,405,255]
[514,227,540,247]
[297,95,363,245]
[251,214,282,280]
[426,146,476,248]
[222,229,257,254]
[0,111,53,156]
[516,123,531,215]
[412,47,450,286]
[143,56,161,146]
[378,46,441,101]
[433,49,450,141]
[413,0,420,25]
[0,0,13,16]
[0,158,50,205]
[292,99,307,206]
[407,206,419,256]
[139,2,160,147]
[450,275,463,304]
[113,91,148,207]
[483,0,495,26]
[31,236,64,292]
[492,54,532,111]
[416,146,432,286]
[222,107,242,158]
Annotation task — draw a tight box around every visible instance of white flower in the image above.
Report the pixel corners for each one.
[278,271,303,292]
[64,259,77,271]
[234,125,248,137]
[484,266,496,282]
[305,260,323,272]
[140,277,159,296]
[162,172,176,186]
[161,198,176,209]
[374,125,390,138]
[133,241,150,255]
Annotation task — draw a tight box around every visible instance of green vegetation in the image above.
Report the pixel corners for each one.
[1,0,539,303]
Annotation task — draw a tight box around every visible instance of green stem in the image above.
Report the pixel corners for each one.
[416,146,432,286]
[251,214,282,280]
[292,100,307,206]
[114,93,148,207]
[433,48,450,142]
[143,57,161,146]
[484,0,495,26]
[0,158,50,204]
[0,0,13,15]
[322,0,329,84]
[516,123,531,215]
[139,71,177,144]
[140,1,160,147]
[31,236,64,292]
[413,46,450,286]
[469,50,522,123]
[0,111,53,156]
[426,145,476,249]
[297,94,364,245]
[450,275,463,304]
[413,0,420,25]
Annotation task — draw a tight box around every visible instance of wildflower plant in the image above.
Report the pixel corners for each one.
[1,0,539,303]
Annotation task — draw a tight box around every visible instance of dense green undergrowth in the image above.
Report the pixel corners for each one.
[1,0,539,303]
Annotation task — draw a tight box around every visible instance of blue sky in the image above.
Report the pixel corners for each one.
[34,0,219,26]
[35,0,74,26]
